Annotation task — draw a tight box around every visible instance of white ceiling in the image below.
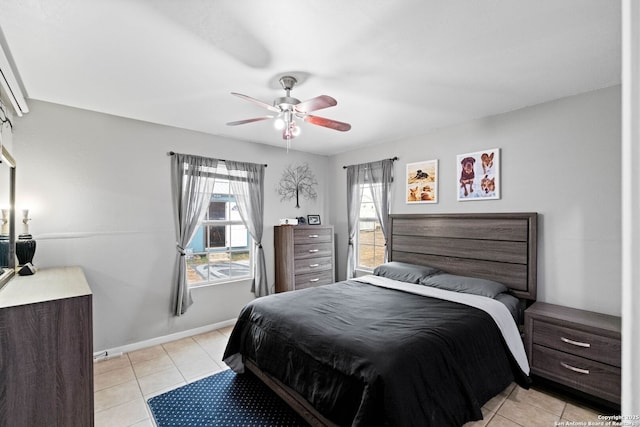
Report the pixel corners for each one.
[0,0,621,155]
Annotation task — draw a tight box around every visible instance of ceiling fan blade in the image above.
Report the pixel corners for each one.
[295,95,337,113]
[226,115,274,126]
[304,115,351,132]
[231,92,280,113]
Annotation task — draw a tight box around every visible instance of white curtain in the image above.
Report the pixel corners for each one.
[367,159,394,263]
[345,159,394,279]
[225,160,269,297]
[346,164,364,279]
[170,153,218,315]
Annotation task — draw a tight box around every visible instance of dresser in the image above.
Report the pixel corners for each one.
[0,266,94,426]
[274,225,335,292]
[524,301,621,405]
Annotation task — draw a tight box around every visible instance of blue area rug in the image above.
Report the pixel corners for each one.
[147,369,309,426]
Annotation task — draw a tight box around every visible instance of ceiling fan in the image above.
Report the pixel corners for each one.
[226,76,351,142]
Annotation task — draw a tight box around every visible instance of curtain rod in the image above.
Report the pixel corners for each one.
[167,151,267,167]
[342,156,398,169]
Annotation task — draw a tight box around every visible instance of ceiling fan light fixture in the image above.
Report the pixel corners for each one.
[274,116,285,130]
[227,74,351,147]
[282,120,300,140]
[290,122,301,137]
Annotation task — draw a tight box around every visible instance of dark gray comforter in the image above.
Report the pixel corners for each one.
[223,280,530,426]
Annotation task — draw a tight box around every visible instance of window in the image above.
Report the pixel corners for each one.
[356,184,385,270]
[185,177,252,286]
[346,158,392,280]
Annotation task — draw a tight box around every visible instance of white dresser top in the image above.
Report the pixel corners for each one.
[0,266,91,308]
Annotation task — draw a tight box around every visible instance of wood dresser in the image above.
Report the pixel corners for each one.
[274,225,335,292]
[0,266,94,427]
[524,301,621,405]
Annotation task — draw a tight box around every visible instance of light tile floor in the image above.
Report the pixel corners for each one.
[93,325,609,427]
[93,325,232,427]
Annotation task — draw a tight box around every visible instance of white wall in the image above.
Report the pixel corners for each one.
[12,100,330,351]
[328,86,622,316]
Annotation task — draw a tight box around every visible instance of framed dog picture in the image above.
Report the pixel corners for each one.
[406,160,438,204]
[456,148,500,201]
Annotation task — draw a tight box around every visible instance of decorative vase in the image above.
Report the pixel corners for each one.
[16,233,36,266]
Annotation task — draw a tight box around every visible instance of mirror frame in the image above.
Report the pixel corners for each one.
[0,144,15,290]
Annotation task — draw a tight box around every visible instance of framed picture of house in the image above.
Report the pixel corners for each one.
[456,148,500,201]
[406,160,438,204]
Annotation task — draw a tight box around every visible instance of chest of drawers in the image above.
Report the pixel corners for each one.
[274,225,335,292]
[0,267,94,426]
[524,301,621,404]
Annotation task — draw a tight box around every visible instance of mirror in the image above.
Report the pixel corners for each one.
[0,144,15,290]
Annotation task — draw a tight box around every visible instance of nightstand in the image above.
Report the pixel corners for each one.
[524,301,621,405]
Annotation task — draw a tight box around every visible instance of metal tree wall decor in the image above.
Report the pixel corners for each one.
[277,163,318,208]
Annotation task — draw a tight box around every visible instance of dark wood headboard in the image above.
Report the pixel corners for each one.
[388,213,537,300]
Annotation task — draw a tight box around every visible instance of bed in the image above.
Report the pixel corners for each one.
[223,213,538,426]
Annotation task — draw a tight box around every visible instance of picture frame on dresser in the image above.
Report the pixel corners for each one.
[307,214,321,225]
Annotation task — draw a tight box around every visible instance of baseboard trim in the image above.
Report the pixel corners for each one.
[93,318,237,360]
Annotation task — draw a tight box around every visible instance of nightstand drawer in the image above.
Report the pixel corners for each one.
[532,320,621,367]
[532,344,620,404]
[294,270,334,290]
[294,256,333,275]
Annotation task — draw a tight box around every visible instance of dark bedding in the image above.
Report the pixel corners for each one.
[223,280,530,427]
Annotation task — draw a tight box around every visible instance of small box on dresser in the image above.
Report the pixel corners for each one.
[274,225,335,292]
[524,301,621,405]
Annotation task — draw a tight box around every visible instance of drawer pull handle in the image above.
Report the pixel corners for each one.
[560,337,591,348]
[560,362,590,375]
[310,278,320,282]
[308,234,319,238]
[309,249,319,253]
[309,263,320,268]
